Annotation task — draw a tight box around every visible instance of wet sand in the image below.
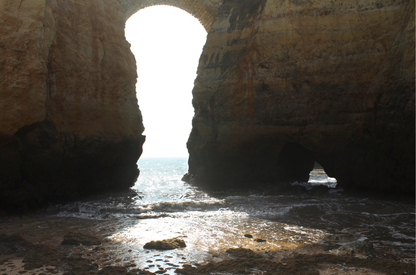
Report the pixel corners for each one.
[0,215,414,275]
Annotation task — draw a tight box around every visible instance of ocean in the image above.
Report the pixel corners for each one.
[37,157,415,274]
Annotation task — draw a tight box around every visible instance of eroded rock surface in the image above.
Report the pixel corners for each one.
[0,0,414,211]
[143,238,187,250]
[61,232,102,246]
[333,241,374,256]
[0,0,145,210]
[186,0,415,194]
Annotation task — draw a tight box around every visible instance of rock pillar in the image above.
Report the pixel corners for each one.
[0,0,145,209]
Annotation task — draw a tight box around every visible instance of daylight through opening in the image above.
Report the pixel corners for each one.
[125,5,207,158]
[308,162,337,188]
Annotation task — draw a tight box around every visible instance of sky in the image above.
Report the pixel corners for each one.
[125,6,207,158]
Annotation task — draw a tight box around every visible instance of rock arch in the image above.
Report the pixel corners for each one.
[118,0,223,32]
[0,0,222,211]
[0,0,414,212]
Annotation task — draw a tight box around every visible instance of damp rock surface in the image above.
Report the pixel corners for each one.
[143,238,187,250]
[226,248,262,259]
[333,241,375,256]
[61,232,102,246]
[0,216,414,275]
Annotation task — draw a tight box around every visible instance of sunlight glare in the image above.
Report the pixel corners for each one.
[125,6,207,158]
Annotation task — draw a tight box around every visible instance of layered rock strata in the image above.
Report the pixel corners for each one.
[0,0,414,210]
[0,0,145,209]
[186,0,415,193]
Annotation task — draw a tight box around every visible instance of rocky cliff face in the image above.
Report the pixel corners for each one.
[0,0,145,209]
[186,0,415,194]
[0,0,414,210]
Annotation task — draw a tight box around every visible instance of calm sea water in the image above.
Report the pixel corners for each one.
[49,157,415,274]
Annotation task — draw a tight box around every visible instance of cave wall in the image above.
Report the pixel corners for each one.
[186,0,415,194]
[0,0,414,210]
[0,0,222,210]
[0,0,145,209]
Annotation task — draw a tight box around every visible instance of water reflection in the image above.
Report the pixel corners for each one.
[38,158,415,274]
[107,210,330,273]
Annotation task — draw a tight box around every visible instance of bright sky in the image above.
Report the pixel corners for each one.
[125,5,207,158]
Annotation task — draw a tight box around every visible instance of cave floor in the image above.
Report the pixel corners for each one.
[0,215,414,275]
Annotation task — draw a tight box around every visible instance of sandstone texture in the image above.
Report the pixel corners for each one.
[186,0,415,194]
[120,0,223,31]
[0,0,223,211]
[0,0,145,210]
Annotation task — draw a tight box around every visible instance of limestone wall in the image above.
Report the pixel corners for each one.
[0,0,145,209]
[119,0,222,31]
[186,0,415,193]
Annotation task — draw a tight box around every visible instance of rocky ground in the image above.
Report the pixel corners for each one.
[0,216,414,275]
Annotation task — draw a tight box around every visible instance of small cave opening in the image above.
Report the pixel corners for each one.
[308,161,338,189]
[276,142,338,189]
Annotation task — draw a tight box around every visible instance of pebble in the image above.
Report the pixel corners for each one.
[254,238,266,243]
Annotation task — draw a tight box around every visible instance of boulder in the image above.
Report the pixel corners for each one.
[333,241,374,256]
[143,238,186,250]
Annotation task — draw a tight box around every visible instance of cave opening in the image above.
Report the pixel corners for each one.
[308,162,338,188]
[125,5,207,158]
[277,142,337,188]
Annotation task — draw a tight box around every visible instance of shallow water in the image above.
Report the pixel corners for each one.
[43,157,415,274]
